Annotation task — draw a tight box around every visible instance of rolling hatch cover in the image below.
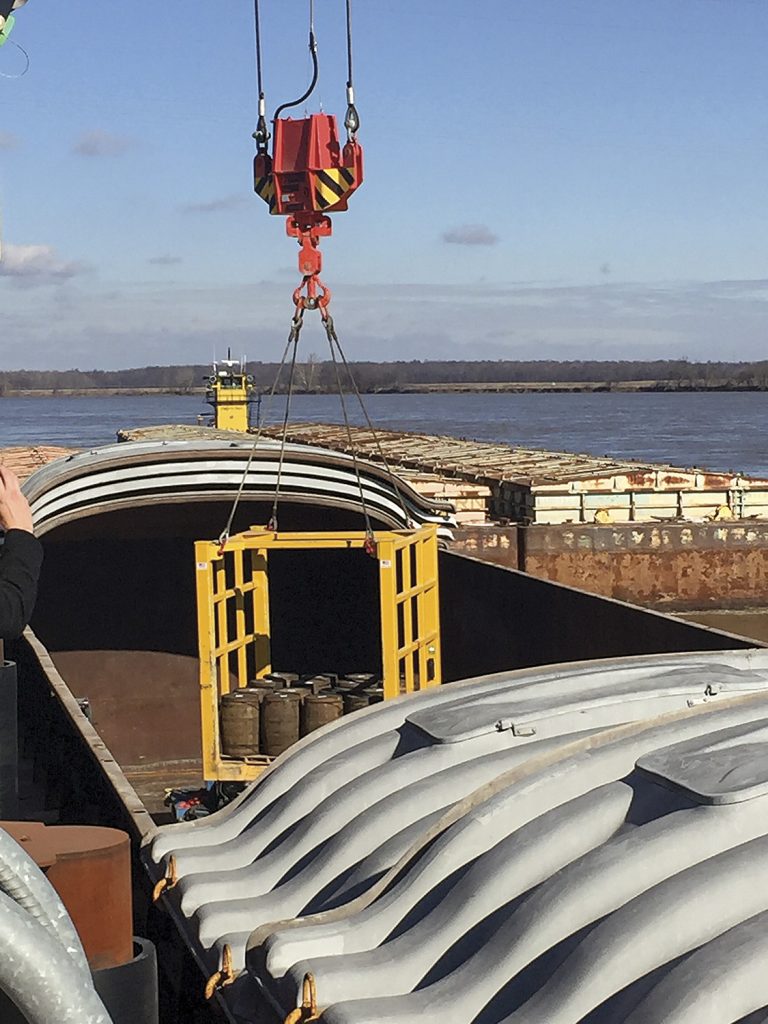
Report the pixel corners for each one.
[637,729,768,805]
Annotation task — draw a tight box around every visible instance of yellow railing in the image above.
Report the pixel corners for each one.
[195,525,442,781]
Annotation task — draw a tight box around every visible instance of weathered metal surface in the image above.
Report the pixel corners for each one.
[450,525,521,569]
[452,522,768,612]
[261,423,768,524]
[117,424,253,444]
[525,521,768,611]
[43,826,134,970]
[14,632,157,843]
[23,438,453,537]
[0,445,80,483]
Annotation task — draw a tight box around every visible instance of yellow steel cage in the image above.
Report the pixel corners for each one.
[195,525,442,781]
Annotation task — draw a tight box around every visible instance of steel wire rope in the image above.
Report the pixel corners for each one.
[345,0,354,86]
[323,314,414,529]
[322,314,375,545]
[273,0,319,122]
[268,314,304,532]
[344,0,359,137]
[218,313,304,548]
[253,0,264,97]
[252,0,270,150]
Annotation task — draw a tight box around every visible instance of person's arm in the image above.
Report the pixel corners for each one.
[0,466,43,640]
[0,529,43,639]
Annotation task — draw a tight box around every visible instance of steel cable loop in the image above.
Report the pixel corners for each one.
[268,315,304,533]
[219,312,304,550]
[325,320,414,528]
[322,313,375,548]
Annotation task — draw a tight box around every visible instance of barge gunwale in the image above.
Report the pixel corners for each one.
[18,628,157,844]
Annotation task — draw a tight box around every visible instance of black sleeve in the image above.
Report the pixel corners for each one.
[0,529,44,640]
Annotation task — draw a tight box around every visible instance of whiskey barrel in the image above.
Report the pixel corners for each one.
[300,693,344,737]
[220,690,262,758]
[261,689,303,757]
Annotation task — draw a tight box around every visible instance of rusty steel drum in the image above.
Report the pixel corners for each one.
[300,692,344,737]
[220,690,262,758]
[261,689,303,757]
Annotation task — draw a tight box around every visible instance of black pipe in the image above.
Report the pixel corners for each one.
[0,658,18,819]
[92,937,159,1024]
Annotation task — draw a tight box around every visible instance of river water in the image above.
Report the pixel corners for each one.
[1,391,767,476]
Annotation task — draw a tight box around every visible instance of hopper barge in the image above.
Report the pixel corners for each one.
[3,435,768,1024]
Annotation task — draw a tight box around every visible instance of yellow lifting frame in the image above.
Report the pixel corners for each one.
[195,525,442,782]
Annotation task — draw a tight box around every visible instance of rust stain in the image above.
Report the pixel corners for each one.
[453,522,768,612]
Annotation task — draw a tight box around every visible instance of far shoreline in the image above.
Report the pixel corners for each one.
[1,381,768,398]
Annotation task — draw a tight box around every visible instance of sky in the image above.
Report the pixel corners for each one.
[0,0,767,370]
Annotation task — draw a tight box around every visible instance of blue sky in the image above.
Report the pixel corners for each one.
[1,0,767,369]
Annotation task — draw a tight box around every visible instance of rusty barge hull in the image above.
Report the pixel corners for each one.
[454,521,768,612]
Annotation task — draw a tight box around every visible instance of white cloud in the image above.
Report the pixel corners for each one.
[3,275,768,367]
[179,195,248,215]
[147,255,183,266]
[0,243,88,286]
[72,130,134,157]
[442,224,500,247]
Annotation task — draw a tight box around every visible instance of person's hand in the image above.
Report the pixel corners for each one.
[0,466,34,533]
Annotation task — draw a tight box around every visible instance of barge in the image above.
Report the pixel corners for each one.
[3,434,768,1023]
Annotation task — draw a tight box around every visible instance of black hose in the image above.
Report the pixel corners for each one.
[273,0,319,121]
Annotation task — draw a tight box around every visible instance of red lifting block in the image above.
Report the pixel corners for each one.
[254,113,363,218]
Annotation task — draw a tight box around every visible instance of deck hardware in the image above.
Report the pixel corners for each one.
[204,943,235,1000]
[151,854,177,902]
[284,973,319,1024]
[495,720,536,737]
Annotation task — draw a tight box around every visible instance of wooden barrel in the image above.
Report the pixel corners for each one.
[246,678,277,694]
[300,693,344,737]
[335,679,362,695]
[342,673,377,687]
[261,689,303,757]
[264,671,299,689]
[220,690,262,758]
[342,691,370,715]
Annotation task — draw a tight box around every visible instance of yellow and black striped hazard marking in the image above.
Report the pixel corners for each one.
[254,174,276,212]
[312,166,357,211]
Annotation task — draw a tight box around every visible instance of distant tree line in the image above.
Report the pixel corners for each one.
[2,358,768,394]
